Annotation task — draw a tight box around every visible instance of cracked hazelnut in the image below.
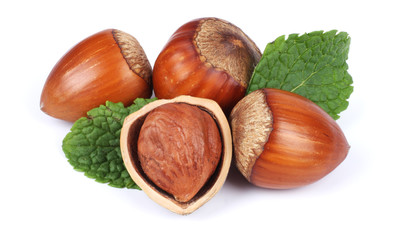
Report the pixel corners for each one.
[120,96,232,214]
[137,102,222,203]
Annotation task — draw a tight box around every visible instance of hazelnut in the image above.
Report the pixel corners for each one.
[229,88,350,189]
[120,96,232,214]
[137,103,222,203]
[152,17,262,115]
[40,29,152,122]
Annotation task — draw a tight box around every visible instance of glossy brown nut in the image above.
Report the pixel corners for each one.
[230,88,350,189]
[153,17,261,115]
[40,29,152,122]
[120,96,232,215]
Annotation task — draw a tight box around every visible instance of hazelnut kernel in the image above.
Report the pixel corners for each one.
[137,103,222,203]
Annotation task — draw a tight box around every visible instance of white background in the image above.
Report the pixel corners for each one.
[1,0,397,239]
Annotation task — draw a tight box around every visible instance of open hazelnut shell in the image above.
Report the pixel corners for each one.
[120,96,232,215]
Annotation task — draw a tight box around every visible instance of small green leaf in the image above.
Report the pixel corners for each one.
[247,30,353,120]
[62,98,156,189]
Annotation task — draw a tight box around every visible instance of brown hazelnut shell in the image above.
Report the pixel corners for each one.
[40,29,152,122]
[152,17,261,115]
[120,96,232,215]
[230,88,350,189]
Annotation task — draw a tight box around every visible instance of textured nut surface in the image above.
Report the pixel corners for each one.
[137,103,222,202]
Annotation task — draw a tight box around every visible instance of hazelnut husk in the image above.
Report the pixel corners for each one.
[152,17,262,115]
[230,88,350,189]
[40,29,152,122]
[120,96,232,215]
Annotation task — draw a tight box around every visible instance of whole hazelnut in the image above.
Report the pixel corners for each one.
[152,17,262,115]
[120,96,232,214]
[229,88,350,189]
[40,29,152,122]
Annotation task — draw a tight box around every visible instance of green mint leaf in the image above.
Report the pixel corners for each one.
[247,30,353,120]
[62,98,156,189]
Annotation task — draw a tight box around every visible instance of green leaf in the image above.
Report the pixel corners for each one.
[247,30,353,120]
[62,98,156,189]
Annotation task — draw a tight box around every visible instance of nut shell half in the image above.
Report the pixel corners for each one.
[120,96,232,215]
